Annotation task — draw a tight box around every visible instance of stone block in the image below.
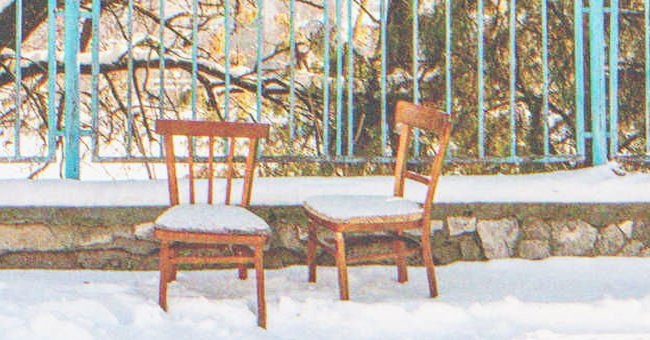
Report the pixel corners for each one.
[550,220,597,256]
[620,240,645,257]
[594,224,626,256]
[521,217,551,240]
[518,240,551,260]
[447,216,477,236]
[476,218,519,259]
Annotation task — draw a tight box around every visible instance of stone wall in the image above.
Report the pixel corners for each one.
[1,204,649,269]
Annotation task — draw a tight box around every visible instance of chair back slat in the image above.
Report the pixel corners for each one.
[156,120,270,207]
[225,137,236,205]
[393,101,453,218]
[207,136,215,204]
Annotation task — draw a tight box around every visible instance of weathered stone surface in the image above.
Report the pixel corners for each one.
[271,223,302,251]
[594,224,626,256]
[431,231,462,265]
[518,240,551,260]
[640,247,650,257]
[0,224,71,251]
[476,218,519,259]
[550,220,598,256]
[521,217,551,240]
[458,233,484,261]
[618,220,634,239]
[632,222,650,245]
[447,216,477,236]
[620,240,645,256]
[134,222,155,240]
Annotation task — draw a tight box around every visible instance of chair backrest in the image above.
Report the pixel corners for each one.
[156,120,270,207]
[393,101,453,219]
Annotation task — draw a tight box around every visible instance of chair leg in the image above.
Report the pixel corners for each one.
[334,232,349,301]
[158,241,170,311]
[238,264,248,280]
[307,223,317,283]
[254,244,266,328]
[233,246,248,280]
[393,231,408,283]
[168,245,178,283]
[421,225,439,298]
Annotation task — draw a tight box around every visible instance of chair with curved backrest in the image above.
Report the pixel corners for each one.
[154,119,270,328]
[304,100,453,300]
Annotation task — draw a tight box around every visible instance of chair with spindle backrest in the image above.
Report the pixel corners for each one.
[154,120,270,328]
[303,100,453,300]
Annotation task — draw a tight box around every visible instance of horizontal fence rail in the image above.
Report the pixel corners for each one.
[1,1,650,177]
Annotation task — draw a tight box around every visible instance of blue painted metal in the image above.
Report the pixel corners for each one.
[289,0,296,143]
[14,0,22,158]
[589,0,607,165]
[191,0,198,121]
[542,0,549,157]
[335,0,343,156]
[346,0,354,156]
[91,0,100,160]
[609,0,619,158]
[224,0,231,120]
[256,0,263,121]
[380,0,388,156]
[322,0,330,156]
[446,0,452,116]
[477,0,485,158]
[126,0,134,155]
[412,0,420,155]
[575,0,586,156]
[47,0,57,160]
[509,0,517,160]
[63,0,81,179]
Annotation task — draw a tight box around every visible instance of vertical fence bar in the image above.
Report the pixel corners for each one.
[589,0,607,165]
[91,0,100,159]
[609,0,619,158]
[64,0,81,178]
[412,0,420,155]
[380,0,388,156]
[322,0,330,156]
[477,0,485,158]
[575,0,585,156]
[256,0,263,121]
[346,0,354,156]
[126,0,134,155]
[542,0,549,157]
[191,0,198,120]
[646,0,650,155]
[335,0,343,156]
[509,0,517,160]
[47,0,57,160]
[14,0,22,157]
[224,0,231,120]
[289,0,296,142]
[446,0,452,117]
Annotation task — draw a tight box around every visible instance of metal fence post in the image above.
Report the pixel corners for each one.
[588,0,607,165]
[63,0,81,179]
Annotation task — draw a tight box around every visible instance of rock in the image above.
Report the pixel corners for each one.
[447,216,477,236]
[458,233,483,261]
[404,220,443,237]
[620,240,645,256]
[134,222,155,240]
[0,224,71,251]
[594,224,626,256]
[550,220,598,256]
[271,223,302,251]
[476,218,519,259]
[632,222,650,245]
[431,231,461,265]
[521,217,551,240]
[518,240,551,260]
[640,247,650,257]
[618,220,634,239]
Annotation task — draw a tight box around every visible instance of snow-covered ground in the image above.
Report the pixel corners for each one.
[2,258,650,339]
[0,162,648,206]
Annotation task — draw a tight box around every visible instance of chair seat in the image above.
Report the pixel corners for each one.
[303,195,424,224]
[155,204,271,236]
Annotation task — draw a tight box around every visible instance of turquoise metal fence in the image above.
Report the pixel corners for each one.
[2,0,649,178]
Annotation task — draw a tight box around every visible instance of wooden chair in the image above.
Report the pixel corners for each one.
[304,101,453,300]
[154,119,270,328]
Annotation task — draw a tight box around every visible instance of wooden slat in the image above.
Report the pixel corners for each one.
[188,136,195,204]
[163,135,179,205]
[156,120,270,138]
[207,136,214,204]
[154,229,268,246]
[393,124,411,197]
[405,171,430,185]
[395,100,451,133]
[241,139,259,207]
[225,137,235,205]
[171,256,254,265]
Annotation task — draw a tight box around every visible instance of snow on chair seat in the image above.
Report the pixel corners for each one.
[303,195,423,224]
[155,204,271,236]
